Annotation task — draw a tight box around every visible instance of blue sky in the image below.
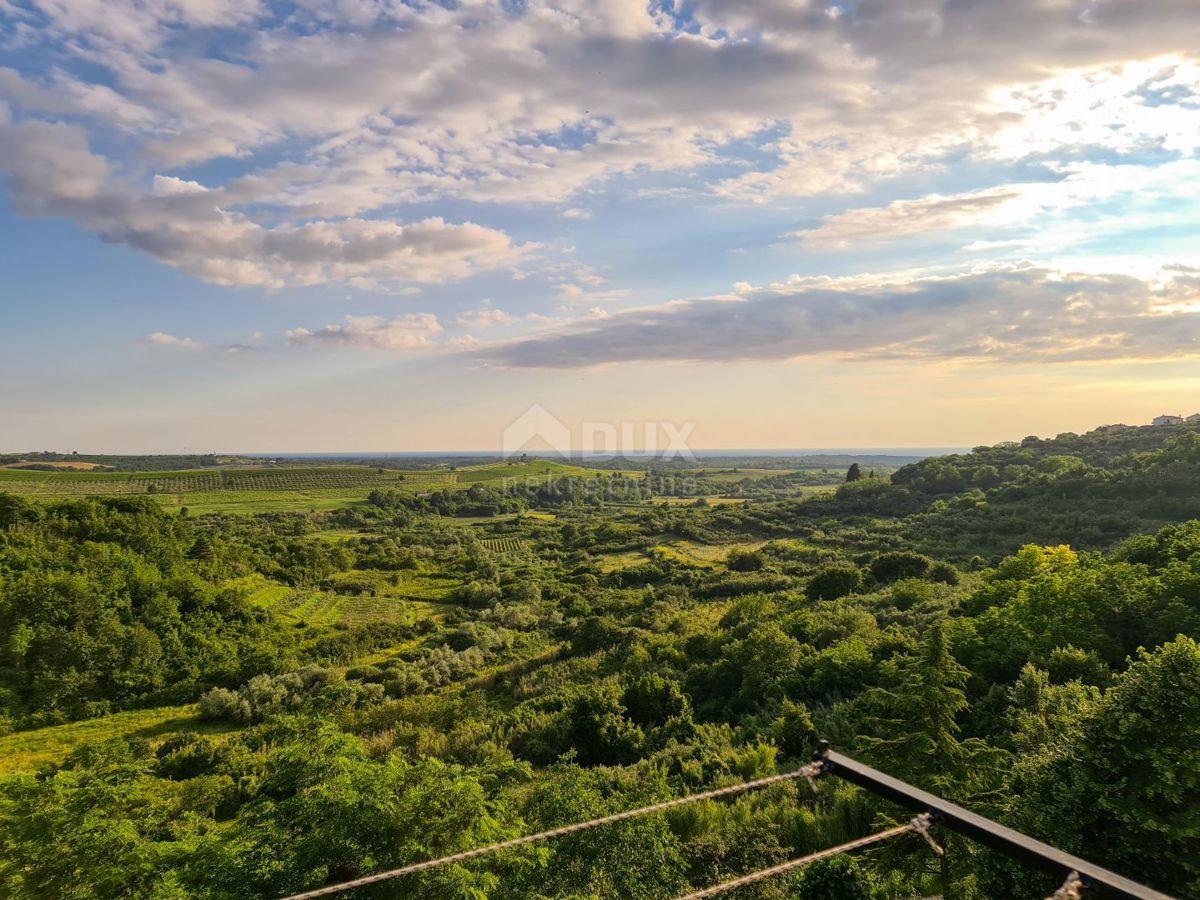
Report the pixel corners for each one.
[2,0,1200,452]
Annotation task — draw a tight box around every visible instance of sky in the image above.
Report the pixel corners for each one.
[2,0,1200,453]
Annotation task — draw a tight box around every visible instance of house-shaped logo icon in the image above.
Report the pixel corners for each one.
[502,404,572,458]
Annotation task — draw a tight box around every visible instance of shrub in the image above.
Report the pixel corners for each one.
[792,854,877,899]
[889,578,935,610]
[726,548,765,572]
[929,561,960,584]
[198,687,251,722]
[622,673,691,728]
[806,566,863,601]
[869,551,932,584]
[198,667,382,722]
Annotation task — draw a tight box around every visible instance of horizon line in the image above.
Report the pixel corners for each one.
[4,447,970,457]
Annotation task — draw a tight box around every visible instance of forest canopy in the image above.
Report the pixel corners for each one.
[1,424,1199,898]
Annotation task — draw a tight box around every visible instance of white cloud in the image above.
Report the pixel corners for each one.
[1,1,1199,287]
[557,282,629,303]
[791,187,1026,248]
[447,334,482,350]
[152,174,208,196]
[8,2,1198,212]
[0,111,528,287]
[982,57,1200,161]
[480,265,1200,368]
[144,331,203,349]
[286,314,443,351]
[457,301,515,329]
[790,159,1200,249]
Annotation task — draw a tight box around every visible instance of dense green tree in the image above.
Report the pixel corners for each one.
[200,721,525,898]
[622,673,691,729]
[736,624,804,708]
[566,688,645,766]
[790,854,877,899]
[862,622,1001,793]
[806,565,863,601]
[869,551,932,585]
[773,700,817,758]
[0,747,196,899]
[1002,637,1200,897]
[861,622,1007,898]
[513,766,688,899]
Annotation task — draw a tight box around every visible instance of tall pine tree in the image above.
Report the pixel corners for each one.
[860,622,1008,899]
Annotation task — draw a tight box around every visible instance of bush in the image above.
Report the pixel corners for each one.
[198,687,251,722]
[929,561,960,584]
[869,551,932,584]
[889,578,935,610]
[567,690,645,766]
[622,673,691,728]
[806,566,863,601]
[791,854,877,899]
[726,548,765,572]
[455,580,504,608]
[198,667,382,722]
[772,700,816,758]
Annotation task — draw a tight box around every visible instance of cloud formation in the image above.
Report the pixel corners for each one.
[457,301,516,329]
[0,107,526,288]
[286,314,443,351]
[2,0,1198,288]
[144,331,203,349]
[791,159,1200,249]
[480,266,1200,368]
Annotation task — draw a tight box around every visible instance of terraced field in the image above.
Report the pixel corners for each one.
[232,570,455,628]
[479,536,526,552]
[238,581,404,628]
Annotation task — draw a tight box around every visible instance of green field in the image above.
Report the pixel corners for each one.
[0,465,442,495]
[161,490,378,515]
[0,460,602,514]
[686,467,802,482]
[0,460,806,516]
[0,705,234,775]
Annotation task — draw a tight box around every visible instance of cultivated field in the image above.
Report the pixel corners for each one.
[479,536,526,552]
[0,460,598,514]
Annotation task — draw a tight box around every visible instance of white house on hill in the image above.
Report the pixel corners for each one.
[1188,413,1200,424]
[1154,414,1185,426]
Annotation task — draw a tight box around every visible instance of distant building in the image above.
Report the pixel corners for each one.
[1153,414,1184,426]
[1188,413,1200,424]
